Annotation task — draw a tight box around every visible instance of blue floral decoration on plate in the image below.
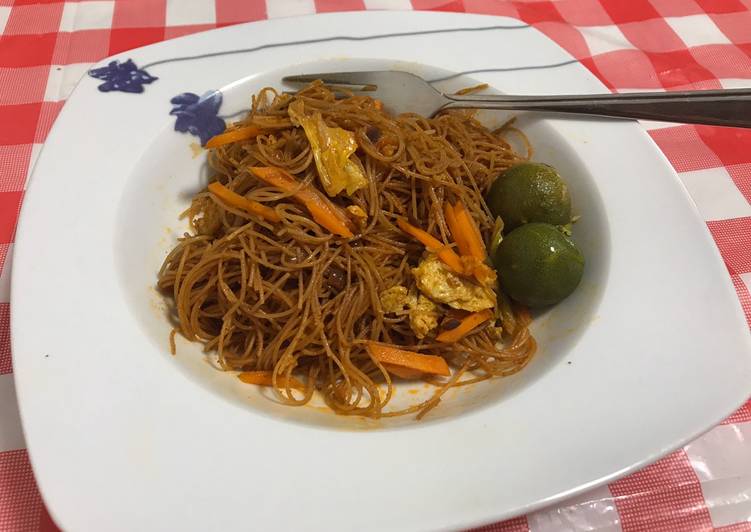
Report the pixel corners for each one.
[88,59,157,93]
[170,91,226,146]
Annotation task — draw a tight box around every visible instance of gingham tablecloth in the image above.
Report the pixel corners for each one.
[1,1,750,531]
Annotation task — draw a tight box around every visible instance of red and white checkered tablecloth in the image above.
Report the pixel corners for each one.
[1,1,750,530]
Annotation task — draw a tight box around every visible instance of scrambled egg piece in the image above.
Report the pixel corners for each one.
[346,205,367,219]
[189,195,221,236]
[379,286,440,339]
[410,295,440,339]
[380,285,412,314]
[288,100,367,196]
[346,205,368,229]
[412,254,495,312]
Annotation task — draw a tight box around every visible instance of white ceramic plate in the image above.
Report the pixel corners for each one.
[12,11,751,532]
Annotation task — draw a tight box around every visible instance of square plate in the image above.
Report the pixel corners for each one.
[12,11,751,532]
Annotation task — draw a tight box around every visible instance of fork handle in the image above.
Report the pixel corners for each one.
[442,88,751,128]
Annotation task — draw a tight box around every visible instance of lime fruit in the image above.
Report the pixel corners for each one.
[493,222,584,307]
[487,162,572,230]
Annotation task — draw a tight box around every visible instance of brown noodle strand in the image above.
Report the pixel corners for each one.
[169,328,177,356]
[158,82,536,419]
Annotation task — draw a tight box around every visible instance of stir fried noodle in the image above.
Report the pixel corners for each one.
[158,82,537,419]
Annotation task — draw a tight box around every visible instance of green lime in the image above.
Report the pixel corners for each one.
[487,162,572,231]
[494,223,584,307]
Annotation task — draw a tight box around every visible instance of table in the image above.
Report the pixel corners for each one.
[0,1,749,530]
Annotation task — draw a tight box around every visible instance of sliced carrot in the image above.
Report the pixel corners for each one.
[460,255,497,286]
[250,166,354,238]
[436,309,493,343]
[207,181,281,222]
[446,200,496,284]
[473,262,497,284]
[373,99,384,111]
[445,202,474,259]
[237,370,305,390]
[453,200,486,261]
[382,363,424,380]
[366,342,450,377]
[396,218,465,275]
[205,125,261,149]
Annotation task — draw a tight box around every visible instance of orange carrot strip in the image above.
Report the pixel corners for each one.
[447,200,494,284]
[396,218,465,275]
[207,182,281,222]
[367,342,450,377]
[453,200,486,260]
[205,125,261,149]
[373,99,384,111]
[237,370,305,390]
[436,309,493,343]
[460,255,497,285]
[473,262,497,284]
[382,363,424,380]
[250,167,354,237]
[444,202,473,257]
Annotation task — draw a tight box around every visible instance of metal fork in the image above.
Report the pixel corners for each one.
[283,71,751,128]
